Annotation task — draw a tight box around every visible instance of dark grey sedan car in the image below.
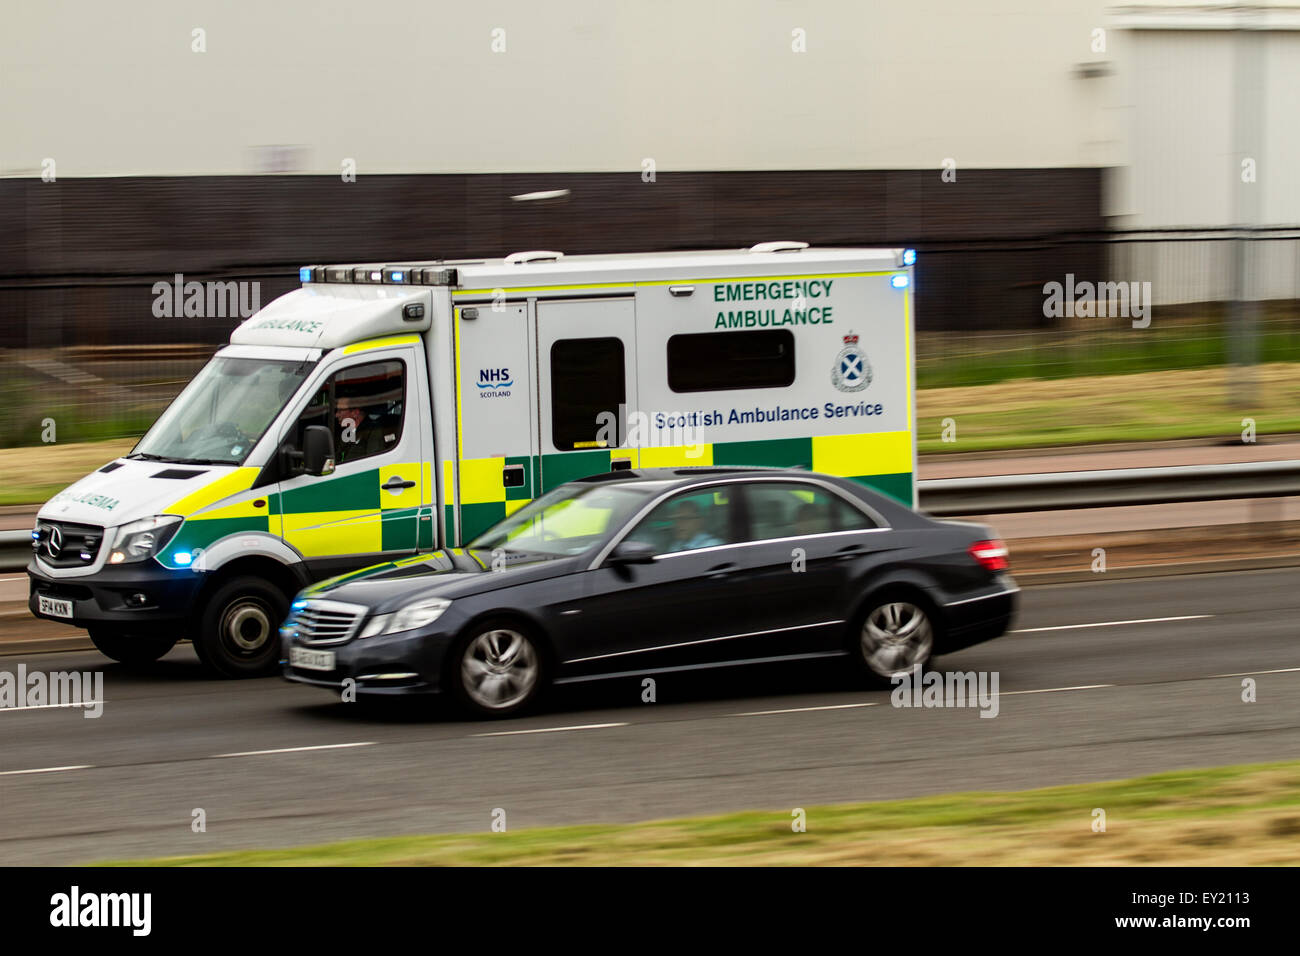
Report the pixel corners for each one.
[281,467,1017,716]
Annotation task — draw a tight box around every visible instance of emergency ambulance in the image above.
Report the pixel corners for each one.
[28,242,918,676]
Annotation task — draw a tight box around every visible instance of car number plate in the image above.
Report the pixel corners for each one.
[38,595,73,619]
[290,646,335,671]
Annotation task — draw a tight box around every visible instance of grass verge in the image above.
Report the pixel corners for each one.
[0,439,136,506]
[918,362,1300,454]
[102,760,1300,866]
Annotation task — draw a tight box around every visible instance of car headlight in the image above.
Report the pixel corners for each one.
[109,515,183,564]
[358,598,452,638]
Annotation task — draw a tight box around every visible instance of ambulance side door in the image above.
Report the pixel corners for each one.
[535,298,640,492]
[275,342,427,577]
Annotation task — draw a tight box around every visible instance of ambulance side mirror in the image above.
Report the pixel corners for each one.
[302,425,336,477]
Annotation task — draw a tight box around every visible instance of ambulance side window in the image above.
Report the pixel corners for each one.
[667,330,795,392]
[288,360,406,466]
[550,338,626,451]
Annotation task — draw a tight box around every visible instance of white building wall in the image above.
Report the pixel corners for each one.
[2,0,1117,178]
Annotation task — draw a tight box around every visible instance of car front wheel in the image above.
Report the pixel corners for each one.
[450,622,545,718]
[853,596,935,681]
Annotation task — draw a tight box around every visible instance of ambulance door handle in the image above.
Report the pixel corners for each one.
[383,477,416,491]
[611,458,632,472]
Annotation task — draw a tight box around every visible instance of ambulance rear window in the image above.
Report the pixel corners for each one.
[667,330,795,393]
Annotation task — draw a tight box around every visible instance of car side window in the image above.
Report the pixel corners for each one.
[289,360,406,466]
[622,486,742,555]
[742,482,877,540]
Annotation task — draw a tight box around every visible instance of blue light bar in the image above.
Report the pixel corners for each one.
[299,267,313,282]
[891,275,909,289]
[902,248,917,266]
[173,551,192,566]
[390,270,405,283]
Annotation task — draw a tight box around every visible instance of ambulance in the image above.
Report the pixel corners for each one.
[28,242,918,676]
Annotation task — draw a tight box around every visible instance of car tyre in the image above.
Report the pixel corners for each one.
[193,576,287,678]
[88,627,177,666]
[448,620,547,718]
[850,592,936,684]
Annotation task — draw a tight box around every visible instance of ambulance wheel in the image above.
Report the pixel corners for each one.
[88,627,177,666]
[195,577,287,678]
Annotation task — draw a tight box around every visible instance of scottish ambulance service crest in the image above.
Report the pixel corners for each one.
[830,332,871,392]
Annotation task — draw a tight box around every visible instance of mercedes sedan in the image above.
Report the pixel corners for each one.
[281,467,1017,716]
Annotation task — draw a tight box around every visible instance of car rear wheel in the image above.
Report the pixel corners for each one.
[88,627,177,666]
[193,577,287,678]
[853,596,935,681]
[450,622,545,718]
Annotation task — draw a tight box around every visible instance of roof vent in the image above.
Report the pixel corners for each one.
[504,250,564,265]
[749,241,809,253]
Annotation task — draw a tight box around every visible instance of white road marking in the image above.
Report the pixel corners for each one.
[0,575,30,582]
[473,722,628,737]
[0,610,35,617]
[1013,614,1211,634]
[212,742,375,758]
[1000,684,1114,696]
[0,765,92,776]
[0,699,103,713]
[730,702,882,717]
[1208,666,1300,679]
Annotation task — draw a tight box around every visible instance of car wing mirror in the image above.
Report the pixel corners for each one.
[607,541,657,566]
[302,425,336,477]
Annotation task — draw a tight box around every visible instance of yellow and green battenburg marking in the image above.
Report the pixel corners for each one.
[451,431,914,544]
[160,464,435,568]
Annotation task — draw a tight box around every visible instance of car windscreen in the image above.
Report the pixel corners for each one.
[131,356,311,465]
[467,482,657,558]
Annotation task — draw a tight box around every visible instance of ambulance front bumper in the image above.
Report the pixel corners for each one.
[27,559,205,629]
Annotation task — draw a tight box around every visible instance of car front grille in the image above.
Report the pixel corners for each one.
[286,599,367,645]
[33,520,104,568]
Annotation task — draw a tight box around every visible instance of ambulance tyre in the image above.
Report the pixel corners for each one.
[195,577,288,678]
[88,627,177,666]
[849,588,936,686]
[447,618,548,718]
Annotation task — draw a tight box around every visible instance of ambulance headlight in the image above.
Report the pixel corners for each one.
[359,598,452,638]
[110,515,183,564]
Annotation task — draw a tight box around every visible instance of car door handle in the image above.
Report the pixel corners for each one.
[835,545,867,559]
[706,562,736,579]
[382,477,416,490]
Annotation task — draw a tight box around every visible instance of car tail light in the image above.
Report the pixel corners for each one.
[968,539,1009,572]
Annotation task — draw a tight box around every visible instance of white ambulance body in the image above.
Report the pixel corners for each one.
[29,243,917,674]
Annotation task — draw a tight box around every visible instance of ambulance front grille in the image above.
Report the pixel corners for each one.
[33,520,104,568]
[290,600,367,646]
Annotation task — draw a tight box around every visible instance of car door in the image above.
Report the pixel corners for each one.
[276,345,427,578]
[724,479,887,656]
[557,483,752,678]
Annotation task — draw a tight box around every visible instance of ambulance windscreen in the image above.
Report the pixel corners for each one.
[131,356,311,466]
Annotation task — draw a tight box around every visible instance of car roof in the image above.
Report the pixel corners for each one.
[570,466,823,489]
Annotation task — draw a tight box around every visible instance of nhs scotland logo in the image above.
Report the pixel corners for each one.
[831,333,871,393]
[477,367,513,398]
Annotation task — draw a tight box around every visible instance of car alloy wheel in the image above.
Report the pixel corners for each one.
[860,601,933,677]
[460,627,540,712]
